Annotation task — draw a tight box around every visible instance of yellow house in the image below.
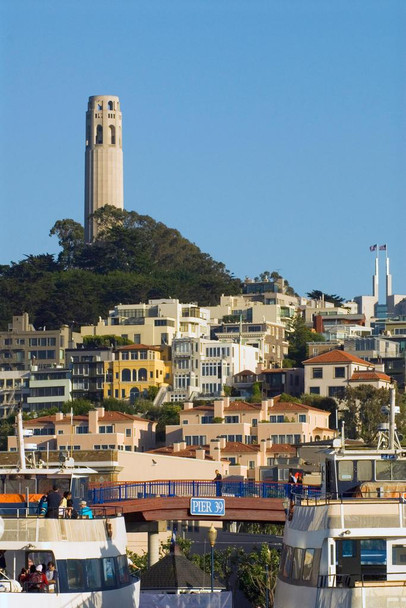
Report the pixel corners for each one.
[104,345,171,401]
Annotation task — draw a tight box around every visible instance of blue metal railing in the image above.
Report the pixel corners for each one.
[88,480,321,505]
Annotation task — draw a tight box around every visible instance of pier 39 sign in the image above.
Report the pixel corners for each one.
[189,498,225,517]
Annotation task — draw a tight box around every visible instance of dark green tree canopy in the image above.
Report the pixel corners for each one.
[306,289,345,306]
[0,208,240,329]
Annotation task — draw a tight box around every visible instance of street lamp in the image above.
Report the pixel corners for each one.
[208,523,217,592]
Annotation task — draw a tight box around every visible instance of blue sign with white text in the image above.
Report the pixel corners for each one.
[190,498,225,516]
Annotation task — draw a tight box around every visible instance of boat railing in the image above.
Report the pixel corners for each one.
[318,572,405,588]
[0,504,124,518]
[88,479,321,504]
[293,491,406,506]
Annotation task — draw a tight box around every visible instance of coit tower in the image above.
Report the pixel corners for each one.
[84,95,123,242]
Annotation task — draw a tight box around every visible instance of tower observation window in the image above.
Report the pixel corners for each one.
[96,125,103,144]
[110,125,116,144]
[108,101,114,110]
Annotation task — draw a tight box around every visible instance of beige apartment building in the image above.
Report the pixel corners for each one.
[80,299,210,347]
[0,313,80,371]
[303,349,393,398]
[7,407,156,454]
[165,397,334,447]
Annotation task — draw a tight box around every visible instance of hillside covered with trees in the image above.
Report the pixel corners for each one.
[0,207,240,330]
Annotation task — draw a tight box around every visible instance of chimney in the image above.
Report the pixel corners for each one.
[261,400,268,420]
[88,408,101,433]
[173,441,186,452]
[210,438,221,460]
[214,399,225,419]
[55,412,64,421]
[260,439,267,454]
[218,437,226,449]
[183,401,193,410]
[195,448,206,460]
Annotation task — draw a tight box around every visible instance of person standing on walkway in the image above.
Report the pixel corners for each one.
[213,469,223,497]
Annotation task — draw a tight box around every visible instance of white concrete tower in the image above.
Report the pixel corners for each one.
[84,95,123,242]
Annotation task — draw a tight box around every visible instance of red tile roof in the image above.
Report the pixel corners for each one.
[117,344,161,351]
[270,401,330,415]
[303,349,374,366]
[24,411,155,426]
[349,371,392,382]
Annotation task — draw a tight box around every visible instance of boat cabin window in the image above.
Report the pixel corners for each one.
[66,559,85,590]
[376,460,406,480]
[392,545,406,565]
[279,545,321,587]
[28,550,54,569]
[357,460,373,481]
[102,556,116,587]
[302,549,315,581]
[282,546,293,578]
[338,461,353,481]
[292,548,304,580]
[86,558,102,588]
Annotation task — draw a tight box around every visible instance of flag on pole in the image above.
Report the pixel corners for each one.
[379,244,387,251]
[369,244,377,252]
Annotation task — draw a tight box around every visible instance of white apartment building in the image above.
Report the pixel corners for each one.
[169,337,261,401]
[207,294,296,326]
[0,370,30,416]
[26,366,72,412]
[80,299,211,346]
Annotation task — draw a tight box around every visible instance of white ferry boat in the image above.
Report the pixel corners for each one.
[274,391,406,608]
[0,411,140,607]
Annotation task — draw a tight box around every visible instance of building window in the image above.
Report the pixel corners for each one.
[125,445,131,451]
[334,367,345,378]
[298,414,306,423]
[309,387,320,395]
[109,124,116,144]
[277,415,284,423]
[312,368,323,379]
[138,368,147,381]
[328,386,346,399]
[96,124,103,144]
[99,425,114,434]
[225,416,239,423]
[125,428,132,437]
[270,415,277,423]
[76,426,88,434]
[122,369,131,382]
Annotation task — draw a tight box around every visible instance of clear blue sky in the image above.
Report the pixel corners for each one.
[1,0,405,302]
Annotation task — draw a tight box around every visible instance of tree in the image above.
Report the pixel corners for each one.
[236,544,280,607]
[49,219,84,268]
[341,386,392,443]
[306,290,345,306]
[82,335,133,348]
[287,314,325,366]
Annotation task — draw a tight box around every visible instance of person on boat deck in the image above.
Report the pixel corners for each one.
[79,500,93,519]
[46,485,62,519]
[28,564,49,593]
[45,561,59,591]
[37,492,48,516]
[18,567,28,585]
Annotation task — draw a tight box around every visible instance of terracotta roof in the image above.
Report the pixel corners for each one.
[313,427,336,433]
[98,410,155,424]
[349,371,392,382]
[303,349,374,366]
[221,441,259,453]
[267,443,296,455]
[225,401,261,412]
[180,405,214,415]
[147,445,215,460]
[270,401,330,415]
[24,411,154,426]
[116,344,161,351]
